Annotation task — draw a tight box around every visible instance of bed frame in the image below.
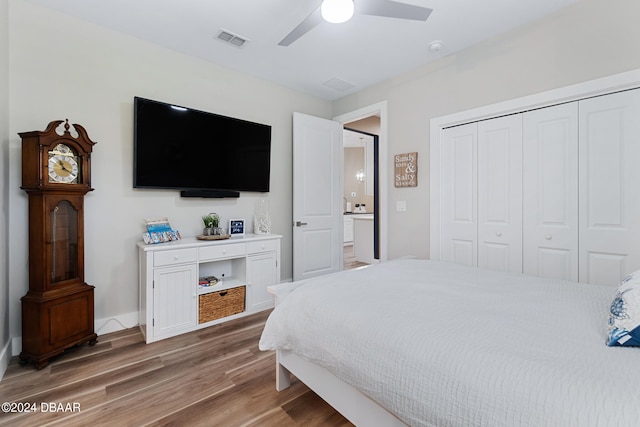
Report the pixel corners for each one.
[268,282,407,427]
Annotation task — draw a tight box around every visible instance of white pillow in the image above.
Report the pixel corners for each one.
[607,271,640,347]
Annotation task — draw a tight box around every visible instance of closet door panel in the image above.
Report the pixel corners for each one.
[523,102,579,281]
[579,89,640,286]
[477,115,522,273]
[440,123,477,266]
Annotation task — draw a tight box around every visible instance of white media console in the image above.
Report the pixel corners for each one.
[137,233,281,343]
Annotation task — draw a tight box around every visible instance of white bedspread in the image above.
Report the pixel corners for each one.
[259,259,640,427]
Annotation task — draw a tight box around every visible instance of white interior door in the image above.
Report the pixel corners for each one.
[579,89,640,286]
[477,114,523,273]
[440,122,477,266]
[293,112,343,281]
[523,102,579,281]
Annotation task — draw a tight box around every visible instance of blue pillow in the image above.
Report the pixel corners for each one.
[607,271,640,347]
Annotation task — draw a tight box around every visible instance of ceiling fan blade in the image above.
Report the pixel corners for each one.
[278,7,324,46]
[358,0,433,21]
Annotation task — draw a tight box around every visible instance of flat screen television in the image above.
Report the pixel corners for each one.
[133,96,271,197]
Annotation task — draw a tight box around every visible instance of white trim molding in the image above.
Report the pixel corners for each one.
[8,311,139,359]
[334,100,389,262]
[0,340,11,380]
[95,311,139,336]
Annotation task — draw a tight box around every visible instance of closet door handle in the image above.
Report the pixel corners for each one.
[496,232,502,237]
[295,221,308,227]
[545,235,552,240]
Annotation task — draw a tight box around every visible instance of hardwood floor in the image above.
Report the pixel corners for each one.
[343,244,368,270]
[0,311,353,427]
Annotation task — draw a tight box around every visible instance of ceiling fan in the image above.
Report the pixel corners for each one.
[279,0,433,46]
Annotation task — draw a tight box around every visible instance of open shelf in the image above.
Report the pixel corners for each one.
[198,278,244,295]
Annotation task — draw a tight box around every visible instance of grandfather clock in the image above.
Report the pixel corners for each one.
[19,119,98,369]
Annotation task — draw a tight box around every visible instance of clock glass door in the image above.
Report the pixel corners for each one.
[50,200,79,283]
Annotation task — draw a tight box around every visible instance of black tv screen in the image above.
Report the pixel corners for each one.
[133,96,271,195]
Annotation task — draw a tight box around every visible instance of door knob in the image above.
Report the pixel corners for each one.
[545,235,552,240]
[294,221,308,227]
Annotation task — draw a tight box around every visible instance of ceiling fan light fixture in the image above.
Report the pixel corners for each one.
[321,0,355,24]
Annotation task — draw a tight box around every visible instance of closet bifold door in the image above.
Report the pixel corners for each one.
[477,115,523,273]
[440,122,477,267]
[579,89,640,286]
[523,102,579,281]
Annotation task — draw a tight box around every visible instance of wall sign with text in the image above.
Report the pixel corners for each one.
[394,152,418,187]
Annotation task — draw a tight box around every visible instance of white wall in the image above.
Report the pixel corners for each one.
[0,0,10,375]
[6,1,331,345]
[332,0,640,261]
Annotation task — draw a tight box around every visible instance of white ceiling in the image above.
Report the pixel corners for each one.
[25,0,578,100]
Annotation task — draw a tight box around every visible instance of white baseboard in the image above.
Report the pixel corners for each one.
[0,339,11,381]
[11,336,20,358]
[9,311,139,358]
[95,311,139,336]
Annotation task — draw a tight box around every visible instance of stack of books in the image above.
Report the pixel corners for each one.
[199,276,221,289]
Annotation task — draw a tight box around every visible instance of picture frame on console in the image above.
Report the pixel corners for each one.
[229,219,245,236]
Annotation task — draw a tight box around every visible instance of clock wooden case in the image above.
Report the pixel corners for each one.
[19,119,98,369]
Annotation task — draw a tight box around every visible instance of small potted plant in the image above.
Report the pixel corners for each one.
[202,213,221,236]
[202,214,213,235]
[210,213,221,234]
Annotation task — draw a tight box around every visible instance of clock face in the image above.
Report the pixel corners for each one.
[48,144,80,184]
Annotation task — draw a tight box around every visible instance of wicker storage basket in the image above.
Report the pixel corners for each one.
[198,286,246,324]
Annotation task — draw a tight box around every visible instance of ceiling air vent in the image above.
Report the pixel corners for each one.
[216,29,248,48]
[323,77,356,92]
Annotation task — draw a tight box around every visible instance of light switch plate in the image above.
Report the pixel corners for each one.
[396,201,407,212]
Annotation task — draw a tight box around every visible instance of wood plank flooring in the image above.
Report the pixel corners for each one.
[343,244,368,270]
[0,310,353,427]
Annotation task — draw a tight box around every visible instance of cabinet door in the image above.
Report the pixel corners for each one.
[579,89,640,286]
[523,102,579,281]
[153,264,197,340]
[477,114,523,273]
[247,252,277,312]
[440,122,478,266]
[344,217,354,243]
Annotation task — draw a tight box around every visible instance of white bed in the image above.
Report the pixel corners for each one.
[259,258,640,427]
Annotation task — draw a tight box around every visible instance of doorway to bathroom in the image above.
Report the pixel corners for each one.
[343,124,379,269]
